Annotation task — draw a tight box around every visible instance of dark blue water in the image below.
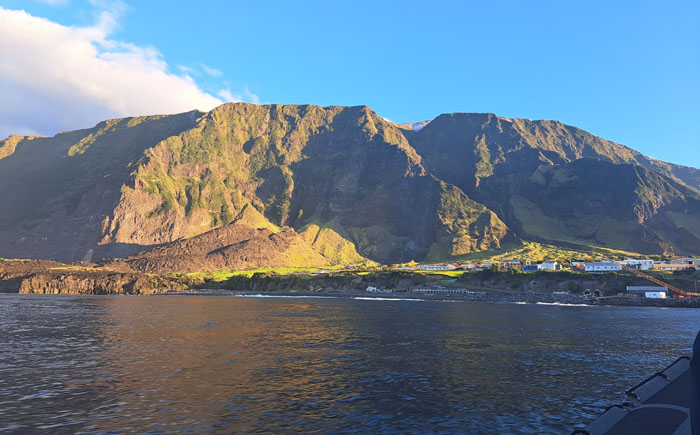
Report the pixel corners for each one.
[1,295,698,434]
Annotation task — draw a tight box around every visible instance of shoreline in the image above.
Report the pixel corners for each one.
[2,260,698,308]
[156,288,700,308]
[6,287,700,308]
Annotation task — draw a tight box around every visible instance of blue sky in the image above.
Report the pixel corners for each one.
[1,0,698,168]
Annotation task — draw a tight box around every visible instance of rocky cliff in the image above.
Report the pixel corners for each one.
[0,259,185,295]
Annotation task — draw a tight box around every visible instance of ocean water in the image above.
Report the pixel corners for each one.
[1,294,698,434]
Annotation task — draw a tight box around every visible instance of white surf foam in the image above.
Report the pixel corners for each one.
[535,302,590,307]
[233,294,337,299]
[353,297,427,302]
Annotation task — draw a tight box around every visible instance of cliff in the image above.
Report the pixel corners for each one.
[0,103,698,268]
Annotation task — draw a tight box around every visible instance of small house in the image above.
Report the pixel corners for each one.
[582,262,621,272]
[539,261,560,271]
[617,259,654,270]
[501,259,529,269]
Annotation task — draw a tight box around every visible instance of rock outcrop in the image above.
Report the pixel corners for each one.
[0,259,184,295]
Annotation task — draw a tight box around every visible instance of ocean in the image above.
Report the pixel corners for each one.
[1,294,698,433]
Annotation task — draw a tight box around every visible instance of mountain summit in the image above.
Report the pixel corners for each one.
[1,103,698,269]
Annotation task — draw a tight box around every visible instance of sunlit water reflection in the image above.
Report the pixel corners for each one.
[1,295,698,433]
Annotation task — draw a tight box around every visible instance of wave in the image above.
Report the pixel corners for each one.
[233,294,338,299]
[353,297,427,302]
[535,302,591,307]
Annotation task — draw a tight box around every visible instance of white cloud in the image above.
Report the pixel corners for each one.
[216,86,260,105]
[0,6,223,138]
[35,0,69,5]
[200,63,223,77]
[88,0,128,22]
[177,64,196,75]
[244,87,260,105]
[217,89,241,103]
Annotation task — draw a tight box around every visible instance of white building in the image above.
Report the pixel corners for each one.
[645,292,667,299]
[420,264,456,271]
[626,286,668,299]
[582,262,621,272]
[539,261,560,271]
[653,263,694,271]
[669,257,700,270]
[617,259,654,270]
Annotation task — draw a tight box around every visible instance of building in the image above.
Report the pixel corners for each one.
[523,265,539,272]
[501,259,529,269]
[539,261,560,271]
[571,261,591,268]
[652,263,694,271]
[669,257,700,270]
[617,259,654,270]
[581,262,621,272]
[626,286,668,299]
[420,264,456,271]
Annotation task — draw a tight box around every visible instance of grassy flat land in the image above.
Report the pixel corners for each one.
[170,239,687,287]
[180,265,350,282]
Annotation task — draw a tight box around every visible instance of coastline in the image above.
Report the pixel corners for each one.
[155,288,700,308]
[2,260,699,308]
[5,285,700,308]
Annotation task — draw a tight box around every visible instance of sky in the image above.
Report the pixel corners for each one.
[1,0,698,168]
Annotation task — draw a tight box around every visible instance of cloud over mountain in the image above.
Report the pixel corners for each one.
[0,6,223,138]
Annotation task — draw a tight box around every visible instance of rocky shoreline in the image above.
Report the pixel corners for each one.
[0,259,188,295]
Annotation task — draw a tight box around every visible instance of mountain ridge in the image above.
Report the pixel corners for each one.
[1,102,698,268]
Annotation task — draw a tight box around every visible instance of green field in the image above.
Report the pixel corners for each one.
[179,265,350,282]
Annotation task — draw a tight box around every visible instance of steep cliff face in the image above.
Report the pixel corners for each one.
[408,113,700,193]
[96,104,506,263]
[0,111,200,261]
[0,103,508,264]
[0,103,697,265]
[473,159,700,254]
[406,113,700,255]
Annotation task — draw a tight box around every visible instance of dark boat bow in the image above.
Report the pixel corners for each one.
[575,330,700,434]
